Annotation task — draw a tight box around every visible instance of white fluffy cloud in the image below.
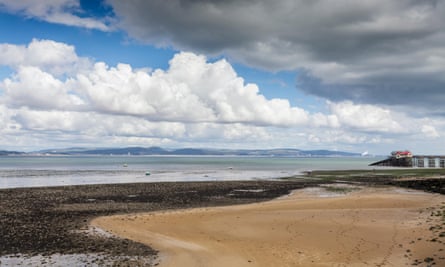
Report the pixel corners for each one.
[0,40,312,149]
[328,101,403,133]
[13,108,186,137]
[0,39,90,76]
[3,66,84,110]
[2,41,309,127]
[0,104,21,134]
[421,125,440,139]
[0,39,443,152]
[80,53,307,126]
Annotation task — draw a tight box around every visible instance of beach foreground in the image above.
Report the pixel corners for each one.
[93,186,445,267]
[0,180,320,265]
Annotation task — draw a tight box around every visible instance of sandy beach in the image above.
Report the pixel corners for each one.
[93,186,445,267]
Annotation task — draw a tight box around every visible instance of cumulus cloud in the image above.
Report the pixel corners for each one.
[421,125,440,138]
[3,66,85,110]
[6,107,276,149]
[0,39,443,152]
[0,104,21,134]
[0,40,312,149]
[308,130,386,146]
[84,52,309,126]
[108,0,445,111]
[0,39,90,76]
[0,0,111,31]
[328,101,403,133]
[1,40,310,127]
[13,108,186,137]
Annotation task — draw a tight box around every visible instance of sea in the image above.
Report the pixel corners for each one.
[0,156,382,189]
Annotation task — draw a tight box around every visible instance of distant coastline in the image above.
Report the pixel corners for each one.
[1,146,365,157]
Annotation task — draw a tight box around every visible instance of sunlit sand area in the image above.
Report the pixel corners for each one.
[93,186,445,266]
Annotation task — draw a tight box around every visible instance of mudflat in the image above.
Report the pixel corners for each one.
[93,186,445,267]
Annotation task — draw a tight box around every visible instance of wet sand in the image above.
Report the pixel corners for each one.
[93,186,445,267]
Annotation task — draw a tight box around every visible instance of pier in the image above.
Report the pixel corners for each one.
[370,152,445,168]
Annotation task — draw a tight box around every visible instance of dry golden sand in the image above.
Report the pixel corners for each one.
[92,187,445,267]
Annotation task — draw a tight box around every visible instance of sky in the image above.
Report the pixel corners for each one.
[0,0,444,155]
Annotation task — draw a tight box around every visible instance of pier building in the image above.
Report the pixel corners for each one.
[370,151,445,168]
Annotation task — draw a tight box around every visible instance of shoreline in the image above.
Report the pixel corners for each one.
[1,176,444,266]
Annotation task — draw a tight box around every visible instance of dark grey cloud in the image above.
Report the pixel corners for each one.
[108,0,445,111]
[297,71,445,116]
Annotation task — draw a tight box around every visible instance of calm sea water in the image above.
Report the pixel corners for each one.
[0,156,381,189]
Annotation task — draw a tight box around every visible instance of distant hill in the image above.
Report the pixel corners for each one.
[80,147,168,155]
[0,150,24,156]
[33,147,360,157]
